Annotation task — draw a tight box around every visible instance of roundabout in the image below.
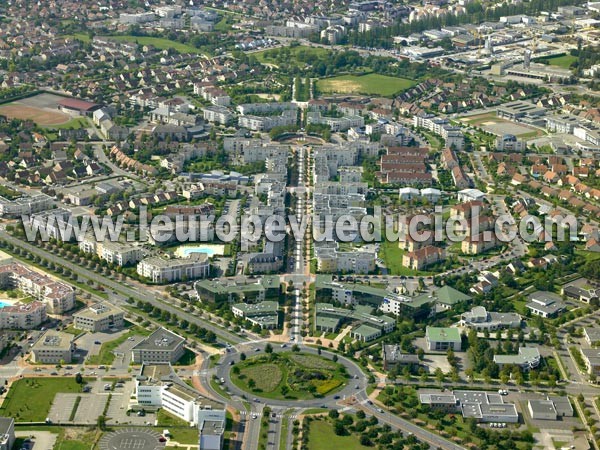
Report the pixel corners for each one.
[230,351,348,401]
[214,344,368,408]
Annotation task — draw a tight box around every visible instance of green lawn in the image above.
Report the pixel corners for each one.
[43,117,89,130]
[86,325,150,365]
[0,378,88,422]
[379,239,432,276]
[55,440,89,450]
[99,35,200,53]
[307,420,370,450]
[155,410,199,444]
[536,54,577,69]
[254,45,330,67]
[317,73,414,97]
[231,352,348,400]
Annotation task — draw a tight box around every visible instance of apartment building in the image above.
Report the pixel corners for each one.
[0,261,74,314]
[0,194,52,218]
[73,302,124,332]
[137,253,210,283]
[78,235,142,267]
[0,301,47,330]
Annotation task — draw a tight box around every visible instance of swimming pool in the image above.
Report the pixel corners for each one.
[175,244,225,258]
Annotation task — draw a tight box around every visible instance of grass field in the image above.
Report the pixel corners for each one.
[0,103,70,126]
[307,420,370,450]
[379,239,432,276]
[0,378,87,422]
[103,35,200,53]
[44,117,89,130]
[536,54,577,69]
[156,410,199,444]
[317,73,414,97]
[231,352,347,400]
[254,45,330,67]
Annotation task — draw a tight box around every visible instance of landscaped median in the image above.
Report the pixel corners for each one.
[230,351,348,400]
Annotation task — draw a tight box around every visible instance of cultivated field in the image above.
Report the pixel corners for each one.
[317,73,414,97]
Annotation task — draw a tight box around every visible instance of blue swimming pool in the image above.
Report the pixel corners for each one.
[175,245,225,258]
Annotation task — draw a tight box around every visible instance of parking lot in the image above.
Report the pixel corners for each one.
[48,392,108,424]
[106,380,153,426]
[75,329,131,361]
[112,335,146,369]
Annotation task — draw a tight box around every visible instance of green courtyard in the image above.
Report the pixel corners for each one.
[230,352,348,400]
[0,377,89,422]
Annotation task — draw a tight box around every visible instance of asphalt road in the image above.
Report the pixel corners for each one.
[0,230,245,346]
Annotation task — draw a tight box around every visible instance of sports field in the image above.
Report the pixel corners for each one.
[0,103,70,125]
[317,73,414,97]
[459,112,544,138]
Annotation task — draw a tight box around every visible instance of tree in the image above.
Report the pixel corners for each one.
[265,343,273,354]
[328,409,339,419]
[332,355,338,363]
[333,420,345,436]
[75,373,83,384]
[240,352,246,361]
[281,385,289,397]
[248,379,256,389]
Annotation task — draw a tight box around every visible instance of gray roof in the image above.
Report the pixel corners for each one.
[132,327,184,352]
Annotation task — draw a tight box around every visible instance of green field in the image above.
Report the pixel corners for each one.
[307,420,370,450]
[0,378,88,422]
[86,325,151,365]
[536,54,578,69]
[317,73,414,97]
[231,352,348,400]
[379,239,432,276]
[156,410,199,444]
[44,117,89,130]
[67,34,201,53]
[254,45,330,67]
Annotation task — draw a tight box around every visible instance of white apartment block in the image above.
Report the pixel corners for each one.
[0,194,52,218]
[413,116,464,150]
[202,106,233,125]
[137,253,210,283]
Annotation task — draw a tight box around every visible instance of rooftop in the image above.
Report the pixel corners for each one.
[133,327,185,352]
[426,326,461,342]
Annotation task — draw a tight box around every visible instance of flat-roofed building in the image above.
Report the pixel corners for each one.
[494,346,541,370]
[382,344,420,370]
[425,327,462,351]
[584,328,600,346]
[73,302,124,332]
[134,363,225,428]
[132,327,185,364]
[420,390,518,423]
[460,306,522,331]
[195,276,280,304]
[231,301,279,329]
[526,291,565,318]
[137,253,210,283]
[30,330,74,364]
